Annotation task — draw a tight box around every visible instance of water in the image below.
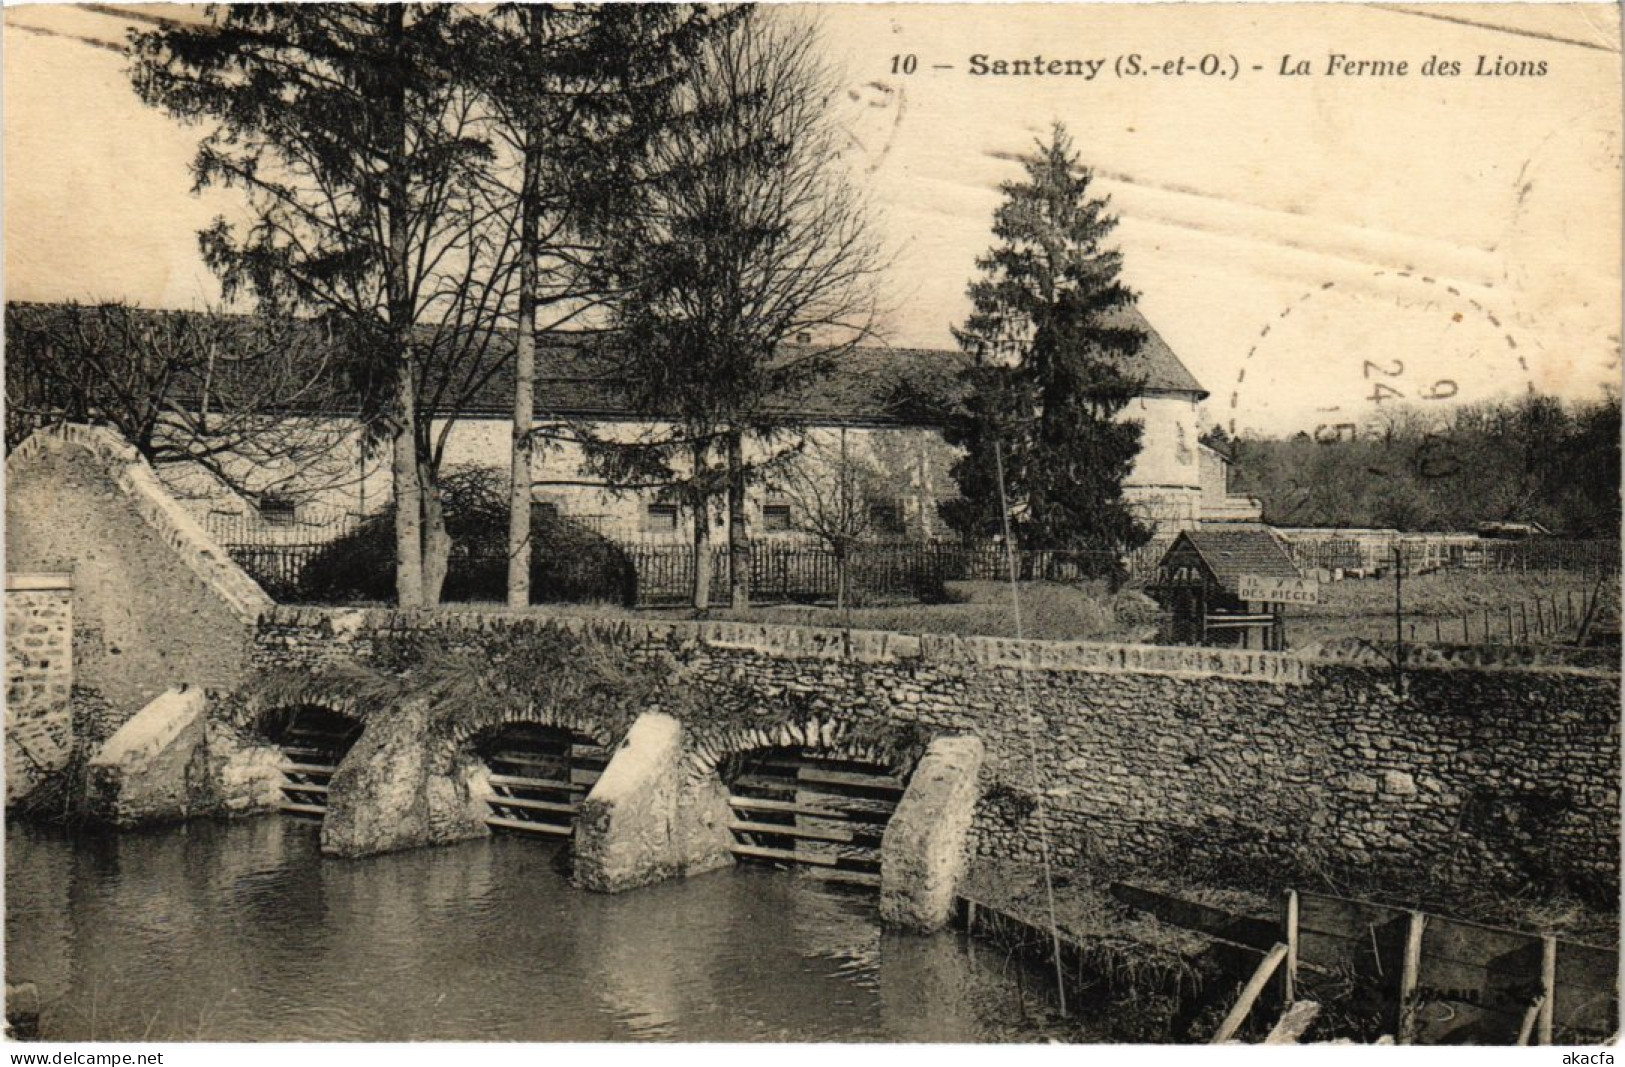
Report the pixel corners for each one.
[6,818,1076,1042]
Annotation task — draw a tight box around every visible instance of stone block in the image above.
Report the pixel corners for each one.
[319,716,403,854]
[86,686,207,826]
[574,712,733,893]
[881,735,985,932]
[1382,770,1418,796]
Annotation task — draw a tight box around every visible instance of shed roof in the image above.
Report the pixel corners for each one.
[1163,525,1302,592]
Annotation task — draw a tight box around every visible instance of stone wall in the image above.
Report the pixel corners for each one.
[5,575,74,803]
[249,607,1620,902]
[6,426,273,720]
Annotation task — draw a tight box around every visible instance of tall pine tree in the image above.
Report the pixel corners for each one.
[943,122,1152,562]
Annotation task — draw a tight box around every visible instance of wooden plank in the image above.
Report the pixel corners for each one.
[487,750,570,769]
[1518,996,1545,1045]
[734,772,903,801]
[1298,891,1407,938]
[794,767,906,791]
[486,773,584,793]
[281,762,337,776]
[486,795,578,815]
[281,745,338,760]
[727,795,893,824]
[1111,883,1280,952]
[486,816,572,836]
[727,820,882,847]
[1540,934,1557,1045]
[729,843,842,868]
[1211,943,1289,1043]
[280,802,326,816]
[1554,940,1619,1034]
[1264,1000,1321,1045]
[1398,911,1426,1044]
[280,783,329,795]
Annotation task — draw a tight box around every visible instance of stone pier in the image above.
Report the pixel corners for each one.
[881,735,986,931]
[574,712,734,893]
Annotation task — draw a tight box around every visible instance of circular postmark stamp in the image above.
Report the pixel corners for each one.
[1226,270,1537,444]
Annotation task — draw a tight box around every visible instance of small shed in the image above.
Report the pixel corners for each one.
[1155,525,1308,650]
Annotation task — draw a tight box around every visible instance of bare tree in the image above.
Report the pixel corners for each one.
[131,5,523,607]
[581,9,884,612]
[4,301,361,503]
[772,429,887,612]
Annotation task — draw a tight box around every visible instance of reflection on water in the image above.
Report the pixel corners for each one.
[7,818,1080,1042]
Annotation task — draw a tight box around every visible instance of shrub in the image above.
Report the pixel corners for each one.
[295,467,637,606]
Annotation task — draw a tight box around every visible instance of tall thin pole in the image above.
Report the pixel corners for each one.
[994,440,1067,1017]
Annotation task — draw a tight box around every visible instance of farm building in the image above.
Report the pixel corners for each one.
[5,300,1261,551]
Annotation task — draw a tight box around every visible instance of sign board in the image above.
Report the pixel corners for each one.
[1237,574,1322,605]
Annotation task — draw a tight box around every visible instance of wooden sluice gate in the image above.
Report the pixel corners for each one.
[277,707,363,820]
[480,724,608,838]
[722,747,907,888]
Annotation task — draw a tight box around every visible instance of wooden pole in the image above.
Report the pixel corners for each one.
[1535,597,1545,638]
[1539,933,1557,1044]
[1397,911,1426,1044]
[1517,996,1546,1045]
[1212,943,1289,1043]
[1282,889,1300,1005]
[1519,602,1529,643]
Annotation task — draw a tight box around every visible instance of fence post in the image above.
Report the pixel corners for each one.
[1539,933,1557,1044]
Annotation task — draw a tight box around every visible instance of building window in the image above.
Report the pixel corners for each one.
[868,499,905,536]
[645,502,680,533]
[259,495,296,527]
[762,504,793,532]
[530,500,560,524]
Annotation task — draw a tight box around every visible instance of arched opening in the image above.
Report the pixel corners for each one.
[257,704,364,821]
[718,746,909,888]
[473,722,609,838]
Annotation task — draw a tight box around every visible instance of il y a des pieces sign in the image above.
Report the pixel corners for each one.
[1237,574,1323,605]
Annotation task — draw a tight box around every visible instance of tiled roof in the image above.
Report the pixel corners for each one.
[1169,525,1303,591]
[6,300,1207,425]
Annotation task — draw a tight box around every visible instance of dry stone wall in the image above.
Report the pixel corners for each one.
[251,608,1621,903]
[5,576,75,803]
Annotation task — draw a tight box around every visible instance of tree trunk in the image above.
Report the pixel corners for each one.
[507,126,541,609]
[391,369,423,608]
[384,5,423,608]
[691,438,712,613]
[421,456,450,605]
[727,428,749,609]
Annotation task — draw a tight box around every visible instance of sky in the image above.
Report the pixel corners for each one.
[4,2,1621,437]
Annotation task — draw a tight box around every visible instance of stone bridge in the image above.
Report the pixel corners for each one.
[6,426,1621,928]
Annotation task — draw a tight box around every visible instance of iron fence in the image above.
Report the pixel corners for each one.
[225,538,1155,607]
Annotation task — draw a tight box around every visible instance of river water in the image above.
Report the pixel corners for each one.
[6,818,1076,1042]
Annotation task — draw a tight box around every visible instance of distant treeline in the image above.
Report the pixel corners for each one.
[1217,393,1621,536]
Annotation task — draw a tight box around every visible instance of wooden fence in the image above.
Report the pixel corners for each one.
[1287,537,1620,577]
[1109,882,1617,1044]
[1402,588,1599,647]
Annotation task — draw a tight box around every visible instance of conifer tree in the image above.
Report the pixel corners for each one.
[130,5,508,607]
[943,122,1152,563]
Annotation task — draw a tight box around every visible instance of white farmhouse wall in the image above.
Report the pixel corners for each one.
[168,398,1220,547]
